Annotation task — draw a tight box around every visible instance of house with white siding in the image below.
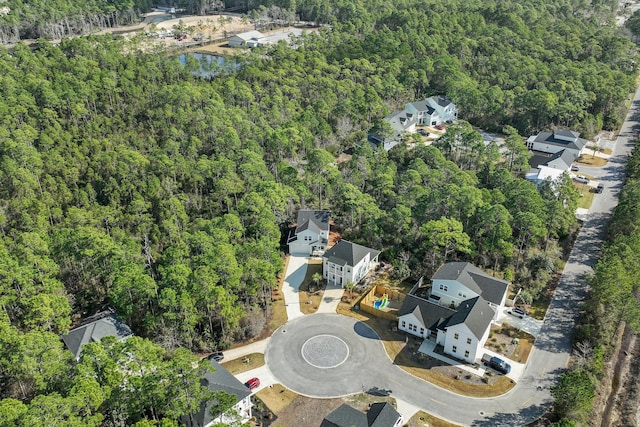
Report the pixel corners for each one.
[322,240,380,287]
[182,359,253,427]
[526,130,588,158]
[397,263,509,363]
[288,210,330,256]
[368,95,457,151]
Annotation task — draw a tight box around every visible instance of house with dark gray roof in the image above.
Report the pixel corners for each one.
[61,309,133,360]
[320,402,403,427]
[322,240,380,287]
[288,209,331,256]
[526,129,588,158]
[397,263,509,363]
[181,359,253,427]
[369,95,457,151]
[525,149,575,185]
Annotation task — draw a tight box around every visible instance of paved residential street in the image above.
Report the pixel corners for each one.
[234,89,640,427]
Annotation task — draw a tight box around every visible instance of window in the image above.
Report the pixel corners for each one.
[420,328,424,335]
[466,338,472,345]
[412,324,417,332]
[458,292,466,298]
[452,346,457,353]
[438,283,448,291]
[454,333,459,340]
[465,350,469,358]
[401,321,406,328]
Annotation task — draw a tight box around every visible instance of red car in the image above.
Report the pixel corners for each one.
[435,124,444,130]
[245,377,260,390]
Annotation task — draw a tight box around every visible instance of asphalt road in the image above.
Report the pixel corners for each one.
[264,94,639,425]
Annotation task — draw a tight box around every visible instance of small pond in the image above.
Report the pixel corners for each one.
[150,15,176,23]
[178,52,241,78]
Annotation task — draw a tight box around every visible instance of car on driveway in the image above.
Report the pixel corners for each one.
[245,377,260,390]
[570,164,579,171]
[417,129,429,136]
[435,124,444,130]
[508,307,527,319]
[367,387,392,396]
[483,355,511,374]
[207,351,224,362]
[595,183,604,193]
[574,175,589,184]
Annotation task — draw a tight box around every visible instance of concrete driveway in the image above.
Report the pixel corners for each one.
[497,308,543,337]
[281,255,308,321]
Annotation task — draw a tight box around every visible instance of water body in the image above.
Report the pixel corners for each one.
[178,53,241,78]
[150,15,176,23]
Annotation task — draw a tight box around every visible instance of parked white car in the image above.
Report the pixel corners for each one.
[574,175,589,184]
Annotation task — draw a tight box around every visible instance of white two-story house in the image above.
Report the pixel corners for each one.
[182,359,253,427]
[288,210,330,256]
[369,95,457,151]
[322,240,380,287]
[526,129,588,158]
[397,263,510,363]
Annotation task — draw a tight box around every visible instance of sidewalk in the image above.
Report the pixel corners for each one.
[223,337,270,361]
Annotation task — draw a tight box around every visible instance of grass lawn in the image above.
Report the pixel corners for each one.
[299,259,324,315]
[220,352,264,374]
[576,184,595,209]
[406,411,463,427]
[576,154,608,167]
[268,257,289,333]
[255,383,298,414]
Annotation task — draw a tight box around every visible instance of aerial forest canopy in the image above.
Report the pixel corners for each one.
[0,0,636,424]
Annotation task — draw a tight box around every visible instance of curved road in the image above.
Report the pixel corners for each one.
[264,93,639,425]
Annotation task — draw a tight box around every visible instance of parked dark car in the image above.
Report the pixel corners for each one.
[484,356,511,374]
[207,351,224,362]
[418,129,429,136]
[508,307,527,319]
[595,183,604,193]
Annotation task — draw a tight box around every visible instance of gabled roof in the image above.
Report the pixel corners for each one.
[321,404,368,427]
[295,209,330,235]
[438,296,495,339]
[323,240,380,268]
[183,360,251,427]
[544,149,574,169]
[528,131,587,151]
[367,402,402,427]
[231,30,265,41]
[432,262,509,305]
[321,402,401,427]
[427,95,455,108]
[398,294,455,331]
[385,110,418,132]
[408,99,436,115]
[61,312,133,359]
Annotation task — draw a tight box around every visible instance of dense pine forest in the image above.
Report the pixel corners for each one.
[0,0,637,425]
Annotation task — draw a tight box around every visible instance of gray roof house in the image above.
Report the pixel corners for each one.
[397,263,509,363]
[61,310,133,360]
[182,360,253,427]
[322,240,380,287]
[525,149,574,185]
[369,95,457,151]
[228,30,266,48]
[321,402,403,427]
[288,210,331,256]
[526,130,588,158]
